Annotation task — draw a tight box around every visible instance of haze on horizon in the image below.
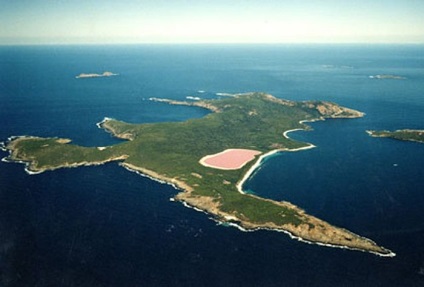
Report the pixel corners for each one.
[1,0,424,45]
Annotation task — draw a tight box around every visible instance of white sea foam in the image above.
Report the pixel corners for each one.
[119,163,182,192]
[214,220,252,232]
[2,151,44,175]
[186,96,201,101]
[24,168,43,175]
[181,201,209,214]
[0,137,28,167]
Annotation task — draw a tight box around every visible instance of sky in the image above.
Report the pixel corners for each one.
[1,0,424,45]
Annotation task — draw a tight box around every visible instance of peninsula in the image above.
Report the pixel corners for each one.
[367,129,424,143]
[2,93,395,257]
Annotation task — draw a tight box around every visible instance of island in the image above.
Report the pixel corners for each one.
[368,74,406,80]
[75,71,118,79]
[367,129,424,143]
[1,92,395,257]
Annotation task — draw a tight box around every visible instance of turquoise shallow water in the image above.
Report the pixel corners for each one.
[0,44,423,286]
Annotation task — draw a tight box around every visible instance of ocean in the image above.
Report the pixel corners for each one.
[0,44,423,286]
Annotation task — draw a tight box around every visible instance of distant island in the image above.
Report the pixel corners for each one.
[367,129,424,143]
[2,93,395,257]
[75,71,118,79]
[369,74,406,80]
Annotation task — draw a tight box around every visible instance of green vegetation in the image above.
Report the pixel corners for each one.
[3,93,394,256]
[367,129,424,143]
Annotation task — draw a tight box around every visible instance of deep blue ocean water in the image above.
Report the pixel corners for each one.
[0,44,423,286]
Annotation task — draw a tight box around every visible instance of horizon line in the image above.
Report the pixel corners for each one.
[1,41,424,47]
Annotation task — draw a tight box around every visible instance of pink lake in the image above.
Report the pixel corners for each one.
[199,149,262,170]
